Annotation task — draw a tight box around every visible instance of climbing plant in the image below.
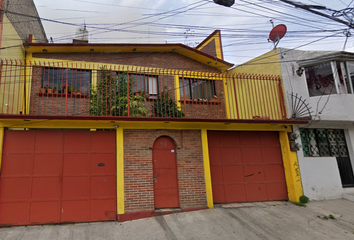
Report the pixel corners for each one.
[153,86,184,118]
[89,66,148,117]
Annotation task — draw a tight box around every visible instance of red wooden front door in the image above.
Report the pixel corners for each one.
[0,130,116,226]
[153,136,179,209]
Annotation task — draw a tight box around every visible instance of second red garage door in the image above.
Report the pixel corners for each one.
[0,130,116,226]
[208,131,287,203]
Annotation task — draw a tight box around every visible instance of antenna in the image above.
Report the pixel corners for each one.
[268,24,287,50]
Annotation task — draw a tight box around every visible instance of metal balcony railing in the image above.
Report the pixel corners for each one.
[0,60,286,120]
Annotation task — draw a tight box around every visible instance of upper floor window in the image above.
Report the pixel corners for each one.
[43,68,91,94]
[114,72,158,98]
[128,73,158,97]
[179,78,216,100]
[305,61,354,97]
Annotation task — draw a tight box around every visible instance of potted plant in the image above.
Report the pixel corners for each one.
[71,87,77,94]
[40,87,46,93]
[45,84,53,94]
[75,88,81,95]
[209,95,219,102]
[53,86,58,94]
[144,92,150,99]
[180,96,190,101]
[62,83,71,94]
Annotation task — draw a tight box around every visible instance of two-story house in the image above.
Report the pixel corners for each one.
[0,23,306,226]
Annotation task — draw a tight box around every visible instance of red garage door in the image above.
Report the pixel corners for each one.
[208,131,287,203]
[0,130,116,226]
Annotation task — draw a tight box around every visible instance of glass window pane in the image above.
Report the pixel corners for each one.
[191,79,204,99]
[43,68,91,94]
[149,77,158,95]
[347,62,354,94]
[179,79,191,98]
[305,62,336,97]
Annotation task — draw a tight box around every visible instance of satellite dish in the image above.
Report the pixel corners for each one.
[268,24,287,49]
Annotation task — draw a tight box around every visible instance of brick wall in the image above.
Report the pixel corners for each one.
[29,67,89,116]
[28,66,227,118]
[199,39,216,58]
[123,129,207,212]
[32,52,221,72]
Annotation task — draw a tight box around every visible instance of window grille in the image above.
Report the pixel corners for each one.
[300,129,349,157]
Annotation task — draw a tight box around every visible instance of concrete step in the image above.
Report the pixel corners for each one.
[343,193,354,202]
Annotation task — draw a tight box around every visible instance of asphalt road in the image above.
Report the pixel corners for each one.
[1,199,354,240]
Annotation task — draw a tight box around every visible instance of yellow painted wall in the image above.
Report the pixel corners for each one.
[201,129,213,209]
[226,49,286,120]
[1,16,25,60]
[230,49,281,76]
[279,131,303,202]
[0,15,25,114]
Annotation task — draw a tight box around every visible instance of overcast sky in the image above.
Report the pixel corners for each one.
[33,0,354,65]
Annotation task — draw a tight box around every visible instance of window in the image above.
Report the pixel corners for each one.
[179,78,216,100]
[43,68,91,94]
[305,61,354,97]
[300,128,349,157]
[116,72,158,97]
[305,62,336,97]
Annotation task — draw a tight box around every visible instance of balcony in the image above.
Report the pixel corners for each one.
[0,60,287,121]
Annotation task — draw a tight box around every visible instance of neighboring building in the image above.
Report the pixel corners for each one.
[0,29,305,226]
[0,0,47,58]
[232,48,354,201]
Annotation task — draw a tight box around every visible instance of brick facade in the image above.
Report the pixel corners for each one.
[123,129,207,212]
[28,60,226,118]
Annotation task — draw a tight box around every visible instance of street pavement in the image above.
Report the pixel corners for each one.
[1,199,354,240]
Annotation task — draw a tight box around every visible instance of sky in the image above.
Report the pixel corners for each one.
[32,0,354,66]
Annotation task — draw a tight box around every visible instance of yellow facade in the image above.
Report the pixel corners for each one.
[230,49,282,76]
[0,38,304,221]
[0,15,25,115]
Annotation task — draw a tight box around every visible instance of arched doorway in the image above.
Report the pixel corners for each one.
[152,136,179,209]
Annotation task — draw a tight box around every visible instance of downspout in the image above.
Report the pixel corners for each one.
[23,50,27,114]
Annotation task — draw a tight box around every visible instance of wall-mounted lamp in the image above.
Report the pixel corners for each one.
[132,48,137,52]
[42,49,47,53]
[90,48,94,52]
[296,67,304,77]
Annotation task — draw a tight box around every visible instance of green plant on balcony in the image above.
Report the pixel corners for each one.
[153,86,184,118]
[62,84,71,93]
[89,67,148,117]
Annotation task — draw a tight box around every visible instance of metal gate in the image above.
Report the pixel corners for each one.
[208,131,287,203]
[0,130,116,226]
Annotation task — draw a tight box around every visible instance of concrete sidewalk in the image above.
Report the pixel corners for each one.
[1,199,354,240]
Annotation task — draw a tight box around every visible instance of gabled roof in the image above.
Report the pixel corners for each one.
[23,42,233,72]
[196,30,224,60]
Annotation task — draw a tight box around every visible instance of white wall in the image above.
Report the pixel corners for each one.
[293,125,354,200]
[279,48,354,122]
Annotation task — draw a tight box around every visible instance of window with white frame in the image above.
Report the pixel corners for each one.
[305,61,354,97]
[116,72,158,97]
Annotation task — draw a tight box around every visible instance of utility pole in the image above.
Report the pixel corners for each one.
[278,0,354,29]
